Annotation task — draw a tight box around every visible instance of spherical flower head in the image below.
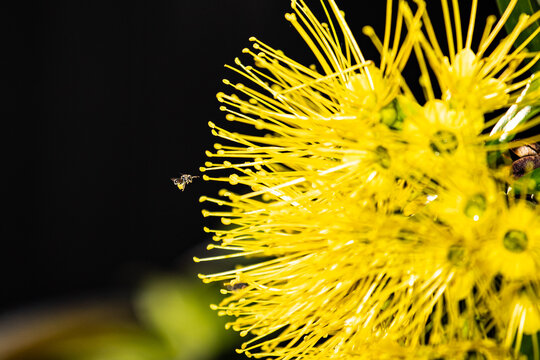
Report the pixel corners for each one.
[199,0,540,358]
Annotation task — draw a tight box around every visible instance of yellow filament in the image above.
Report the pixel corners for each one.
[451,0,462,51]
[477,0,518,57]
[327,0,373,89]
[278,61,373,95]
[380,0,393,73]
[440,0,456,62]
[465,0,478,49]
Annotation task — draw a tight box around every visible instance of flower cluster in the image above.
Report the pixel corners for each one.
[197,0,540,358]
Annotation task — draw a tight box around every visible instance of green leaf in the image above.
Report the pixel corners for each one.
[511,167,540,195]
[135,277,235,360]
[486,149,513,169]
[496,0,540,72]
[518,332,540,359]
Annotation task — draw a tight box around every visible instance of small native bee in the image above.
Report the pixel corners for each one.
[171,174,199,191]
[226,282,248,292]
[511,143,540,178]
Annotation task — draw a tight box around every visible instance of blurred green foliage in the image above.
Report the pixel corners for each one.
[4,276,238,360]
[496,0,540,72]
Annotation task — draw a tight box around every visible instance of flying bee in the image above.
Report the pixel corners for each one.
[171,174,199,191]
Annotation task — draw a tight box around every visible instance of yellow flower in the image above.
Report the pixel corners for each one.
[197,0,540,358]
[401,100,489,182]
[415,0,540,114]
[482,202,540,280]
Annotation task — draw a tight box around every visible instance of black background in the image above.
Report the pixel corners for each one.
[2,1,499,313]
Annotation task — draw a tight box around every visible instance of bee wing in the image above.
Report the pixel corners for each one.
[512,145,538,157]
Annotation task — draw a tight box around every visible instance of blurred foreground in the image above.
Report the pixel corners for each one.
[0,275,239,360]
